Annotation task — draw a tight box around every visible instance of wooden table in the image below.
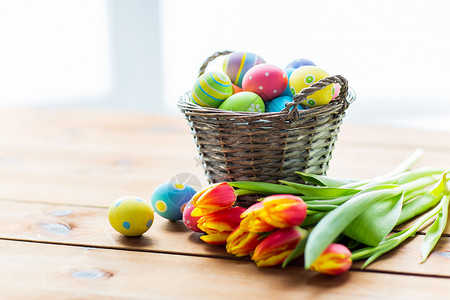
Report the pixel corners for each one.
[0,108,449,299]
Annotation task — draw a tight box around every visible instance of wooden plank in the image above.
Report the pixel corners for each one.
[1,200,450,278]
[0,239,449,299]
[0,200,225,258]
[0,110,449,206]
[356,234,450,277]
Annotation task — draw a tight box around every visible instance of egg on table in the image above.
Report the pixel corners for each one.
[223,52,266,88]
[242,64,288,102]
[182,200,203,233]
[108,196,155,236]
[289,66,334,108]
[190,71,233,108]
[286,58,316,69]
[151,181,197,221]
[218,91,265,113]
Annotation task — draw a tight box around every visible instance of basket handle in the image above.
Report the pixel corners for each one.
[283,75,349,120]
[198,50,233,77]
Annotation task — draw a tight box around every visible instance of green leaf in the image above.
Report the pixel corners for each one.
[421,195,450,263]
[282,231,309,268]
[228,182,302,195]
[279,181,359,197]
[304,203,338,212]
[304,185,403,268]
[302,212,327,227]
[295,171,360,187]
[343,192,404,246]
[396,172,447,226]
[352,197,444,267]
[304,195,352,205]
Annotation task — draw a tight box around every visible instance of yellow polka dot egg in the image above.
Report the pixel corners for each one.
[289,66,335,108]
[108,196,154,236]
[151,181,197,221]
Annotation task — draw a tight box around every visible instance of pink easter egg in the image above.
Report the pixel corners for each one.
[182,200,203,233]
[242,64,288,102]
[332,83,340,100]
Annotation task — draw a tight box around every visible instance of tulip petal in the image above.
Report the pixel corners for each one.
[200,232,230,245]
[252,227,306,267]
[191,183,237,217]
[309,243,352,275]
[226,226,261,257]
[263,195,307,228]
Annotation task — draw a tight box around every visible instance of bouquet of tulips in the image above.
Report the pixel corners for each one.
[186,149,450,275]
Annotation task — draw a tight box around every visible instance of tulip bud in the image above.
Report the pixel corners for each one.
[191,183,237,217]
[240,194,307,233]
[226,226,262,257]
[198,206,246,245]
[309,243,352,275]
[252,227,307,267]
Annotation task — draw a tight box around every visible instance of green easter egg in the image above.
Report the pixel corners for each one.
[218,91,265,113]
[190,72,233,108]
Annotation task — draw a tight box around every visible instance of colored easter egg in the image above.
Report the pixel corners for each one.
[281,67,296,96]
[286,58,316,69]
[190,72,233,108]
[242,64,288,102]
[265,95,306,113]
[151,181,197,221]
[332,83,340,100]
[289,66,334,108]
[223,52,266,88]
[182,200,203,233]
[219,91,265,113]
[232,83,243,94]
[108,196,154,236]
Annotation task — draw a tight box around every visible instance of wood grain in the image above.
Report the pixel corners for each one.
[1,200,449,277]
[1,108,450,298]
[0,239,449,300]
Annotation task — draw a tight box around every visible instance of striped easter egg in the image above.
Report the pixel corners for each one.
[223,52,266,88]
[190,71,233,108]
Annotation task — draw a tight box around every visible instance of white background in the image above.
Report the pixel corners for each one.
[1,0,450,130]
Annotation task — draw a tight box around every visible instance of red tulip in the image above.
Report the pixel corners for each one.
[240,194,307,233]
[198,206,246,245]
[226,226,262,257]
[309,243,352,275]
[191,183,237,217]
[252,227,307,267]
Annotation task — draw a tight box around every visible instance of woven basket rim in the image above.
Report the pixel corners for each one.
[177,86,356,119]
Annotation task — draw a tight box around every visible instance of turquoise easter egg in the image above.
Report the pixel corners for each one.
[289,66,334,107]
[151,181,197,221]
[281,67,296,96]
[218,91,265,113]
[223,52,266,88]
[190,72,233,108]
[265,96,305,113]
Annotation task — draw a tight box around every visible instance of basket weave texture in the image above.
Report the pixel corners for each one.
[178,51,355,189]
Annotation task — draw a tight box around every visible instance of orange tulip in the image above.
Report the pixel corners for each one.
[198,206,246,245]
[252,227,307,267]
[240,194,307,233]
[191,183,237,217]
[226,226,262,257]
[309,243,352,275]
[240,202,276,233]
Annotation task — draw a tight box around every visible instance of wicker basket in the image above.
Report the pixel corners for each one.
[178,51,355,197]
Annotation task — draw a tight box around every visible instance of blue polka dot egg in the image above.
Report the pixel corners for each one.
[108,196,154,236]
[151,181,197,221]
